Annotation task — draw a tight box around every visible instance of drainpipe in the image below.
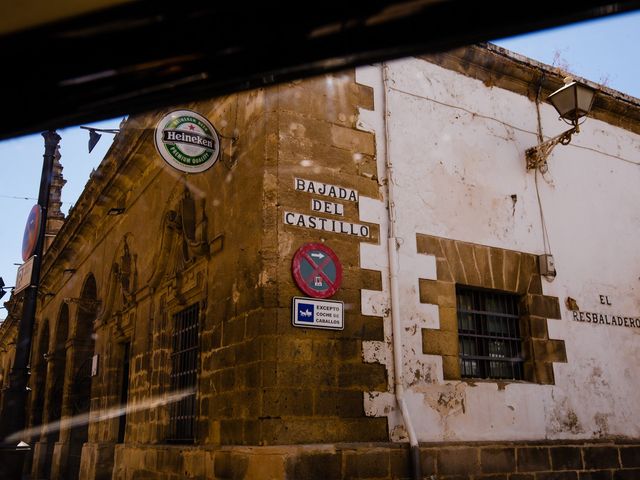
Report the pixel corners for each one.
[381,63,421,480]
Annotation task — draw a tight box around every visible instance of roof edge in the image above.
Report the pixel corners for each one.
[421,42,640,136]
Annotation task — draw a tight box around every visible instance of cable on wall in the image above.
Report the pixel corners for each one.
[388,85,640,167]
[534,170,553,257]
[530,72,556,260]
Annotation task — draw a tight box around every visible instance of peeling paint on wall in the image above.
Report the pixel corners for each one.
[356,57,640,443]
[548,395,584,435]
[425,383,467,418]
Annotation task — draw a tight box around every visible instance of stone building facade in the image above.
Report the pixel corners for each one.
[1,43,639,479]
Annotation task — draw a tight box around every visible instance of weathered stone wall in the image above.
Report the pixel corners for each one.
[258,71,389,445]
[88,89,278,461]
[19,86,282,478]
[356,53,640,444]
[0,303,18,416]
[110,440,640,479]
[5,43,640,479]
[417,234,566,384]
[18,65,393,479]
[112,444,216,479]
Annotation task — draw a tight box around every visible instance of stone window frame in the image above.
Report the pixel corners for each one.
[417,234,567,384]
[456,284,525,380]
[166,302,202,444]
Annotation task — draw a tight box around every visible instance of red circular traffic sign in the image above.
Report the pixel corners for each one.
[22,205,42,262]
[291,243,343,299]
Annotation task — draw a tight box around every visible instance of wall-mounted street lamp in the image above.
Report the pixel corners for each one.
[0,277,12,301]
[80,126,120,153]
[526,79,597,171]
[107,207,125,216]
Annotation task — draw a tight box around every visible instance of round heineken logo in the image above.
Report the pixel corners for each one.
[154,110,220,173]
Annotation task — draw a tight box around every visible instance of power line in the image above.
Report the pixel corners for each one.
[390,86,640,166]
[0,195,36,201]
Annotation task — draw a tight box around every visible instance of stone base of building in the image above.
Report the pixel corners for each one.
[50,441,69,480]
[0,448,30,479]
[107,439,640,479]
[80,441,116,480]
[31,439,55,479]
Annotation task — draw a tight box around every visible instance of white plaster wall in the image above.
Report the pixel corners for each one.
[356,57,640,442]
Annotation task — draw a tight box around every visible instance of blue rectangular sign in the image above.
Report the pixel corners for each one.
[292,297,344,330]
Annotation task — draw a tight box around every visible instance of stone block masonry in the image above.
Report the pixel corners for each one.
[264,68,390,446]
[205,440,640,479]
[417,234,566,385]
[7,44,640,480]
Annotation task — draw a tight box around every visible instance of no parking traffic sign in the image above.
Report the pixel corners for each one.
[291,243,342,299]
[22,204,42,262]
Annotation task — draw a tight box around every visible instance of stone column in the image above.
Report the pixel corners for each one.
[31,353,57,480]
[45,146,66,253]
[79,322,121,480]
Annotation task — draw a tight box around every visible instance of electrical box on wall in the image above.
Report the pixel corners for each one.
[539,254,556,279]
[91,354,99,377]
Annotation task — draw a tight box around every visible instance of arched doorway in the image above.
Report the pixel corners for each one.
[66,275,98,480]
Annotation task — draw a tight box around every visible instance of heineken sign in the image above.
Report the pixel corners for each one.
[155,110,220,173]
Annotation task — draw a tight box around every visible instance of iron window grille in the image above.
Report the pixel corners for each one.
[167,303,199,443]
[456,286,524,380]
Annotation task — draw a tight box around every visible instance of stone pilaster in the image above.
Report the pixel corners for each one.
[45,145,66,252]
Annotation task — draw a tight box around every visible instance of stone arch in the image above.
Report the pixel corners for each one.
[74,273,98,334]
[66,273,98,480]
[33,303,70,480]
[48,303,69,435]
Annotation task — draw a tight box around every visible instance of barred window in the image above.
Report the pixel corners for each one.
[168,303,199,443]
[456,286,524,380]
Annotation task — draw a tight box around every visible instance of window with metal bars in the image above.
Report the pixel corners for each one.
[167,303,199,443]
[456,286,524,380]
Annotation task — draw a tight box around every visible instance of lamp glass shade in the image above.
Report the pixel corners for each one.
[88,129,102,153]
[547,81,596,122]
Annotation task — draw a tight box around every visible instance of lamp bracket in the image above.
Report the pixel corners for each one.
[525,125,579,171]
[218,132,238,143]
[79,126,120,134]
[218,132,239,169]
